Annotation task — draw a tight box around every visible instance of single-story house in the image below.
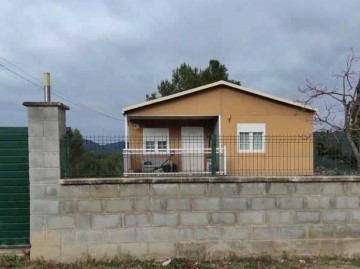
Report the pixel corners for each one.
[122,80,316,176]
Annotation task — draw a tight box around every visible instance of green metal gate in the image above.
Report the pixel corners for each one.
[0,127,29,246]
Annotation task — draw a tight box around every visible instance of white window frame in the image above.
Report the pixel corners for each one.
[237,123,266,153]
[143,128,169,153]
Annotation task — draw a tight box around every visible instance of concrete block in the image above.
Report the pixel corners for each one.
[266,183,293,195]
[351,211,360,222]
[90,185,120,197]
[293,240,321,256]
[92,214,122,229]
[222,198,248,210]
[44,152,60,168]
[120,243,148,256]
[295,211,321,224]
[223,226,249,240]
[77,200,102,213]
[120,184,149,197]
[252,227,278,240]
[30,231,45,245]
[196,226,222,240]
[175,242,206,259]
[88,244,119,259]
[332,239,360,256]
[105,199,133,213]
[179,184,207,196]
[75,186,90,197]
[238,211,264,225]
[77,215,91,229]
[47,216,75,229]
[28,121,44,137]
[31,245,60,260]
[62,200,75,214]
[29,152,44,168]
[278,197,304,209]
[335,224,360,238]
[323,211,350,224]
[295,183,320,195]
[347,183,360,195]
[124,214,151,227]
[135,198,151,211]
[31,216,45,231]
[250,197,276,210]
[180,212,209,226]
[151,198,168,212]
[166,198,191,211]
[30,137,59,152]
[43,121,60,137]
[151,184,177,197]
[106,228,137,243]
[245,240,291,256]
[29,137,45,152]
[32,200,59,215]
[60,245,88,261]
[62,230,76,245]
[137,227,165,242]
[335,196,360,209]
[28,106,59,122]
[278,226,305,239]
[77,230,106,244]
[138,227,194,242]
[29,187,43,204]
[266,211,292,225]
[321,183,346,195]
[45,185,75,198]
[192,198,220,211]
[238,183,264,195]
[208,183,237,196]
[46,230,61,245]
[304,196,332,209]
[211,213,236,225]
[308,225,335,238]
[30,168,60,183]
[153,213,179,226]
[148,242,175,257]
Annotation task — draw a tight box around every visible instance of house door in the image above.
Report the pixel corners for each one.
[181,127,204,173]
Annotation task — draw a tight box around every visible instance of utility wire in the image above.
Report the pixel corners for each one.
[0,57,123,121]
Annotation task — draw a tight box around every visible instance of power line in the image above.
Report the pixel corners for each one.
[0,57,124,121]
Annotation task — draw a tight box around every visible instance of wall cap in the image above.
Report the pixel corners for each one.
[59,176,360,185]
[23,102,69,110]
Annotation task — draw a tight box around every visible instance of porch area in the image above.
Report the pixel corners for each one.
[123,143,226,176]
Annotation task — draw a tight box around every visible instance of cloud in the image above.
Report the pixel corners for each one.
[0,0,360,133]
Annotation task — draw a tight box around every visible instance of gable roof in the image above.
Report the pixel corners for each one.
[122,80,316,114]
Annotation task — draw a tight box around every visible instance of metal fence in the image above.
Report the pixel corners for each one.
[61,133,360,178]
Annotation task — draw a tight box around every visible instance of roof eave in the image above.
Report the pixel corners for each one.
[122,80,317,114]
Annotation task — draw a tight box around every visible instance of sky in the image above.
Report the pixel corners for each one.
[1,0,359,134]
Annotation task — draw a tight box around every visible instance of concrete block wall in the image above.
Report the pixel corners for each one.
[24,102,360,261]
[30,180,360,261]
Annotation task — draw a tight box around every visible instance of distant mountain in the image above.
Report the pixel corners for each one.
[83,139,125,154]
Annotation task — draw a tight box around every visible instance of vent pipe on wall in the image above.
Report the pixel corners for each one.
[44,72,51,102]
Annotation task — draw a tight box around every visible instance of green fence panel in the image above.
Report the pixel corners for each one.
[0,127,29,246]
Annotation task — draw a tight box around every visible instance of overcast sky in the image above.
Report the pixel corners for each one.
[1,0,359,134]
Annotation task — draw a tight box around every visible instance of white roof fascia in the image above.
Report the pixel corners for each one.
[122,80,317,113]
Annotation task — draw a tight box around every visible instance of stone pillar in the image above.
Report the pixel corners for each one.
[23,102,69,260]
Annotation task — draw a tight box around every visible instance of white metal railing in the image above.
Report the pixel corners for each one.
[123,146,226,176]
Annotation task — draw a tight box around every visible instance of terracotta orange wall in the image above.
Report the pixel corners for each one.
[125,86,313,136]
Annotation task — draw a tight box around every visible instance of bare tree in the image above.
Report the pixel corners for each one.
[299,50,360,159]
